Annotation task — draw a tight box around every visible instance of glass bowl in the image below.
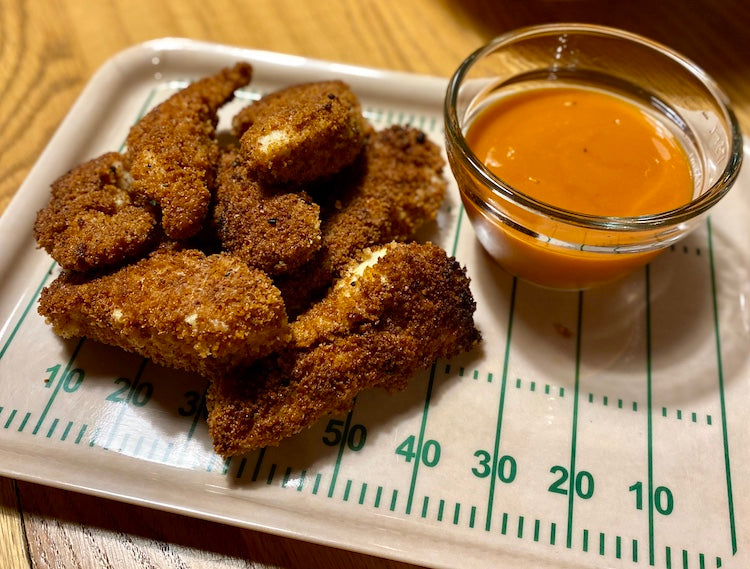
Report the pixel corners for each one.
[444,23,743,289]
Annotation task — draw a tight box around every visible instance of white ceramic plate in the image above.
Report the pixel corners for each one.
[1,38,749,569]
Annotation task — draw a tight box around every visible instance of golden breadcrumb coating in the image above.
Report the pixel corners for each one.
[207,242,480,456]
[276,124,447,313]
[33,152,158,272]
[38,248,290,379]
[235,80,370,185]
[126,62,253,239]
[212,149,322,275]
[33,65,481,457]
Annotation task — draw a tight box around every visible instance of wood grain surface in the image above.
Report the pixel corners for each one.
[1,1,748,568]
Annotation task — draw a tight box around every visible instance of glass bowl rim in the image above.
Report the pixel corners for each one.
[444,22,744,232]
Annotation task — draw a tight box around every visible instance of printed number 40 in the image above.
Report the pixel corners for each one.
[396,435,441,467]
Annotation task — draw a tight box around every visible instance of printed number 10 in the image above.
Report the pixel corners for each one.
[629,481,674,515]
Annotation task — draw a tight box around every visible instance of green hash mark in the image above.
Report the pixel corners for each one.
[518,375,716,427]
[374,485,382,508]
[132,436,144,457]
[46,418,59,438]
[147,438,159,460]
[389,489,398,512]
[282,467,293,489]
[61,421,73,441]
[4,409,17,429]
[235,457,247,479]
[265,463,276,485]
[75,424,87,444]
[18,412,31,432]
[514,378,560,397]
[312,473,322,495]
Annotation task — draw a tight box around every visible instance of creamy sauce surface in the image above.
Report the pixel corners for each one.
[466,87,694,216]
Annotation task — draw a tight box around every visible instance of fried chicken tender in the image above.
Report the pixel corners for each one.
[33,152,158,272]
[277,124,447,313]
[38,248,290,379]
[127,62,253,240]
[234,80,370,185]
[212,149,322,275]
[207,242,480,456]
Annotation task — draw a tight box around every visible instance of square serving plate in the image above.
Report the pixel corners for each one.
[1,38,749,569]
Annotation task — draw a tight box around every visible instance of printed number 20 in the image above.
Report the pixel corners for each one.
[548,465,595,499]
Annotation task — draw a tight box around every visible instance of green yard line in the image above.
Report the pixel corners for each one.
[185,382,209,441]
[646,266,656,565]
[405,363,438,515]
[102,357,148,451]
[485,276,517,531]
[32,338,85,435]
[450,205,465,258]
[327,406,356,498]
[566,291,584,549]
[0,261,57,361]
[707,218,737,554]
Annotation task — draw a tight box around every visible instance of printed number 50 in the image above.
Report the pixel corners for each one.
[322,419,367,451]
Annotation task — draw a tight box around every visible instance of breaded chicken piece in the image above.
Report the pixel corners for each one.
[213,149,322,275]
[127,62,253,240]
[276,124,447,313]
[207,242,480,455]
[33,152,158,272]
[38,248,290,379]
[234,80,370,185]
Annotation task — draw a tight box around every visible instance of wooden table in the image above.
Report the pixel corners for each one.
[0,1,747,567]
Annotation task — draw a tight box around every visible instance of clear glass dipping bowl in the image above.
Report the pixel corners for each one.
[444,23,743,289]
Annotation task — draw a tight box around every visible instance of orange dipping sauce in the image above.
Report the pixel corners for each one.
[462,86,695,289]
